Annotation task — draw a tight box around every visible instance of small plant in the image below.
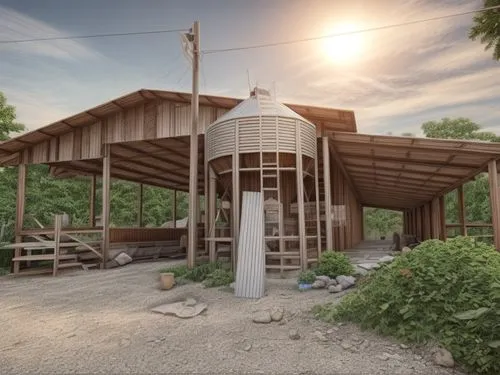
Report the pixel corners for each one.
[298,270,316,284]
[0,267,9,276]
[159,261,230,283]
[159,264,189,278]
[202,269,234,288]
[315,251,354,278]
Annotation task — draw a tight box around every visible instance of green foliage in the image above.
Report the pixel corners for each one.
[298,270,316,284]
[159,261,230,283]
[0,267,9,276]
[202,269,234,288]
[422,117,500,142]
[0,92,25,141]
[469,0,500,60]
[315,251,354,278]
[159,264,189,278]
[363,208,402,239]
[313,237,500,374]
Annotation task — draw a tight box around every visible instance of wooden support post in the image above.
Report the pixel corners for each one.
[322,137,333,250]
[232,150,240,272]
[14,164,26,274]
[208,166,217,262]
[296,128,307,270]
[430,198,440,239]
[488,160,500,250]
[314,149,321,258]
[52,214,62,277]
[102,144,111,268]
[89,175,96,227]
[439,195,447,241]
[457,186,466,236]
[138,183,143,227]
[423,203,431,240]
[416,206,422,240]
[187,20,200,269]
[172,190,177,228]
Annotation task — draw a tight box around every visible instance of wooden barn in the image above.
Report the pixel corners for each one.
[1,87,500,276]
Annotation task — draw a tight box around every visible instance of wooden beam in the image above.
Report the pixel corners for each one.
[345,163,464,179]
[13,164,27,274]
[52,214,62,277]
[138,183,143,227]
[172,190,177,228]
[314,146,321,259]
[322,137,333,250]
[438,160,490,196]
[488,160,500,250]
[297,127,307,270]
[208,166,217,262]
[439,195,447,241]
[457,186,466,236]
[89,175,96,227]
[102,144,111,268]
[328,142,361,202]
[349,172,451,186]
[341,153,477,169]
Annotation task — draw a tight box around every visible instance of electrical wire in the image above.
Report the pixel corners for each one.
[0,28,189,44]
[202,4,500,55]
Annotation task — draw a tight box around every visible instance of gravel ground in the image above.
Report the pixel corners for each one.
[0,261,466,374]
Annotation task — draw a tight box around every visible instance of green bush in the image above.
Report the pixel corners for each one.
[159,261,229,283]
[202,269,234,288]
[315,251,354,278]
[298,270,316,284]
[159,264,189,278]
[313,237,500,375]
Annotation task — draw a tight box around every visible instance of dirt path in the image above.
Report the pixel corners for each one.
[0,262,464,374]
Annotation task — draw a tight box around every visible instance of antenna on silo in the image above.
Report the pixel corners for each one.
[246,69,252,95]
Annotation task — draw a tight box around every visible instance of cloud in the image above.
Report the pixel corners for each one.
[0,5,100,60]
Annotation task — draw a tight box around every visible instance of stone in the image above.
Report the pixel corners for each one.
[312,280,326,289]
[252,311,272,324]
[400,343,409,349]
[184,298,197,307]
[288,329,300,340]
[402,247,411,254]
[270,306,284,322]
[229,282,235,289]
[315,275,331,284]
[105,259,120,269]
[358,263,379,270]
[114,252,133,266]
[354,266,368,276]
[336,275,356,289]
[327,279,338,286]
[328,284,343,293]
[340,342,352,350]
[326,329,334,334]
[433,348,454,368]
[152,300,208,318]
[314,331,328,342]
[244,344,252,351]
[378,255,395,264]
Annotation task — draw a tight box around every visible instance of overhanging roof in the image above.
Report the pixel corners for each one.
[0,88,357,158]
[329,132,500,209]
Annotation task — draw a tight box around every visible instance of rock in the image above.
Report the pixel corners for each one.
[105,259,120,269]
[184,298,197,307]
[340,342,352,350]
[354,266,368,276]
[327,279,338,286]
[288,329,300,340]
[400,343,409,349]
[358,263,379,270]
[326,329,334,334]
[270,306,284,322]
[376,354,390,361]
[244,344,252,351]
[336,275,356,289]
[314,331,328,342]
[312,280,326,289]
[401,246,411,254]
[328,284,343,293]
[315,275,331,284]
[378,255,395,264]
[252,311,272,324]
[433,348,454,368]
[114,252,133,266]
[229,282,235,289]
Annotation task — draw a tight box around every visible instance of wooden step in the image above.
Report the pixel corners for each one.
[265,265,301,270]
[12,254,78,262]
[57,262,84,269]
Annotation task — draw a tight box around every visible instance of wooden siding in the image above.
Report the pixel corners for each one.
[109,227,187,243]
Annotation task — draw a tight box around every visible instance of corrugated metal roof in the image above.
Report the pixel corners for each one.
[235,191,266,299]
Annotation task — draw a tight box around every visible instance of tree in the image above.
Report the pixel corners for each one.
[0,92,25,141]
[422,117,500,141]
[469,0,500,60]
[363,208,402,239]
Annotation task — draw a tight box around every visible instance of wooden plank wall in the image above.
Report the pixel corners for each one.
[109,227,187,243]
[329,157,362,251]
[17,101,228,165]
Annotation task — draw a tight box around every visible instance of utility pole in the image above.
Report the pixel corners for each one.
[187,21,200,268]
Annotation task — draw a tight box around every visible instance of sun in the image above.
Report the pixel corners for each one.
[322,23,364,64]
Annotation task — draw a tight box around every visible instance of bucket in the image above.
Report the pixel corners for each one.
[159,273,175,290]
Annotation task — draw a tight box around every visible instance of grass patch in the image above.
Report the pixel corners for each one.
[313,237,500,375]
[159,261,232,287]
[0,267,9,276]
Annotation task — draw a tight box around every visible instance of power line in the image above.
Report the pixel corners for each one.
[202,4,500,55]
[0,28,189,44]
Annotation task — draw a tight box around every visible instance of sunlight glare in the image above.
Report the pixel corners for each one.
[322,23,364,64]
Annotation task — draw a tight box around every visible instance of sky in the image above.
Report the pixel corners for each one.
[0,0,499,136]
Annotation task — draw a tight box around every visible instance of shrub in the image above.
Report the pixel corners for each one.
[313,237,500,375]
[159,261,230,283]
[159,264,189,278]
[298,270,316,284]
[315,251,354,278]
[202,269,234,288]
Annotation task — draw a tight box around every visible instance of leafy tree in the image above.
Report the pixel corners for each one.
[0,92,25,140]
[469,0,500,60]
[364,208,402,239]
[422,117,500,141]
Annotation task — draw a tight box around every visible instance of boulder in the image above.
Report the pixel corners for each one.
[402,247,411,254]
[327,279,338,286]
[270,306,284,322]
[114,252,133,266]
[315,275,331,284]
[312,280,326,289]
[354,266,368,276]
[378,255,395,264]
[433,348,454,368]
[358,263,379,271]
[336,275,356,289]
[328,284,343,293]
[252,311,272,324]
